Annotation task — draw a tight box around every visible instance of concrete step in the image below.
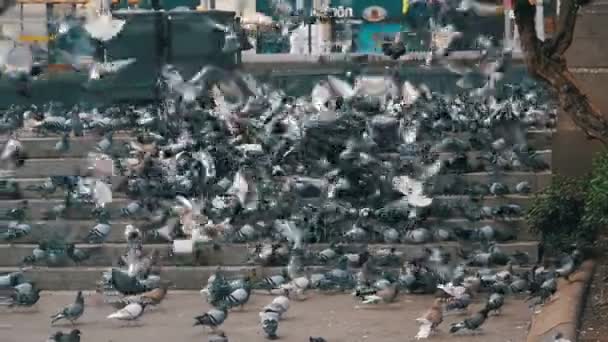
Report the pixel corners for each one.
[380,150,552,173]
[6,149,552,178]
[0,266,256,290]
[430,171,552,195]
[0,195,535,220]
[6,171,552,199]
[0,241,540,267]
[1,130,553,159]
[1,217,537,244]
[0,135,132,159]
[5,158,93,178]
[430,194,534,212]
[0,263,533,290]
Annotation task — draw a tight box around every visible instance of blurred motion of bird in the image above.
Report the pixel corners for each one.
[415,298,443,339]
[47,329,81,342]
[449,306,490,334]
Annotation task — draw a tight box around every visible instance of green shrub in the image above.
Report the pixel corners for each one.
[583,150,608,234]
[527,176,590,252]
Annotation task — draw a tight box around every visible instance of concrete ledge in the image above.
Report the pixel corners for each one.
[0,241,540,267]
[3,150,551,179]
[0,264,535,290]
[0,195,536,220]
[0,266,263,290]
[0,217,537,244]
[4,171,552,200]
[526,260,596,342]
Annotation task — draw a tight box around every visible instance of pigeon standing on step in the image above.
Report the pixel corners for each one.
[0,282,41,307]
[1,134,27,169]
[86,221,112,244]
[51,291,85,325]
[194,305,228,332]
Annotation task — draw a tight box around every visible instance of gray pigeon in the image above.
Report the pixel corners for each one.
[259,311,280,339]
[47,329,81,342]
[486,292,504,315]
[194,305,228,332]
[449,307,490,333]
[208,331,229,342]
[51,291,85,325]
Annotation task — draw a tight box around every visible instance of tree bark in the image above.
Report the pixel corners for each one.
[513,0,608,143]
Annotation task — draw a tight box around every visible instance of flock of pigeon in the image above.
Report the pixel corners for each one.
[0,56,579,341]
[0,1,584,341]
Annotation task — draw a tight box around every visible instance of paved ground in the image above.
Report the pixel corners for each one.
[1,291,531,342]
[579,234,608,342]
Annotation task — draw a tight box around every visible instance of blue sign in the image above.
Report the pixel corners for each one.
[356,23,402,54]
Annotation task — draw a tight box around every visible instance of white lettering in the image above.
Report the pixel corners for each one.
[314,6,354,18]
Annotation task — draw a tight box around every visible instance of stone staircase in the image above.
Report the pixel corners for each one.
[0,129,551,290]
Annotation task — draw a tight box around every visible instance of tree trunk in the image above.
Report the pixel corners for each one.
[513,0,608,143]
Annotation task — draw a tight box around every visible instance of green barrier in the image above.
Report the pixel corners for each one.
[0,10,239,108]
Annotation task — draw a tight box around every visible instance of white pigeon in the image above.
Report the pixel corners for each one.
[415,321,433,339]
[280,276,310,300]
[273,220,304,250]
[355,75,399,99]
[107,302,146,322]
[419,160,442,180]
[457,0,504,16]
[0,136,23,162]
[262,296,290,320]
[240,12,274,29]
[124,224,141,243]
[88,58,136,80]
[311,81,333,111]
[437,283,468,299]
[84,0,125,42]
[161,64,229,104]
[228,170,250,208]
[152,217,179,242]
[402,81,421,106]
[392,176,433,208]
[93,179,112,208]
[327,76,356,100]
[174,195,204,236]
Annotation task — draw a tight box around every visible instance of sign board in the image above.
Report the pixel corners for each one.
[356,23,402,54]
[314,5,354,18]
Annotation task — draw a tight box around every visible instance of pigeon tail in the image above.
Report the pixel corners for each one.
[415,320,433,339]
